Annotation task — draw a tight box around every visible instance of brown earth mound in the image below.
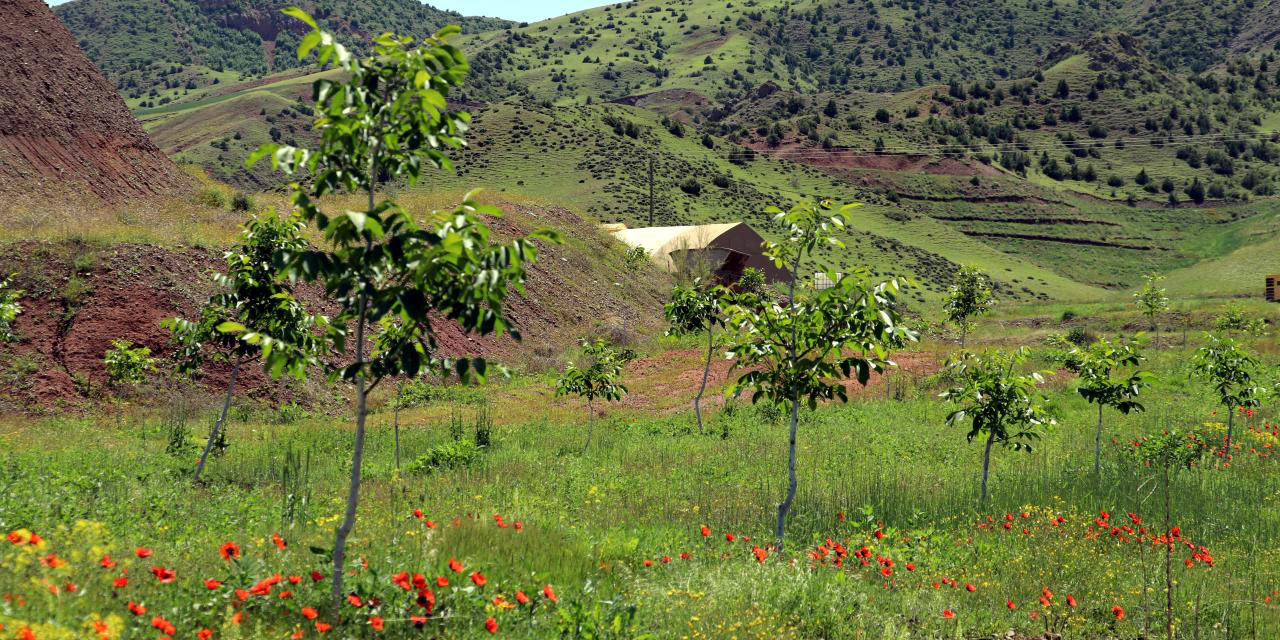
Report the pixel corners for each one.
[0,0,186,201]
[0,203,669,411]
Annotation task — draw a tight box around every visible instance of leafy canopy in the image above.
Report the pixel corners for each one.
[942,265,997,333]
[1133,272,1170,319]
[941,348,1055,450]
[0,275,23,343]
[242,9,556,386]
[555,339,637,404]
[1059,335,1153,414]
[104,340,156,388]
[724,200,917,410]
[664,281,726,336]
[165,210,324,380]
[1192,333,1264,411]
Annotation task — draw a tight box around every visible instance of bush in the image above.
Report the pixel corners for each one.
[1066,327,1096,347]
[196,187,228,209]
[230,192,255,212]
[405,440,482,474]
[679,178,701,196]
[1060,310,1077,323]
[103,339,155,387]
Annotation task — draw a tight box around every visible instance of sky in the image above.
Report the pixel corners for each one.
[45,1,610,23]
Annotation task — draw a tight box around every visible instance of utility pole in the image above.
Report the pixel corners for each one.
[648,154,655,227]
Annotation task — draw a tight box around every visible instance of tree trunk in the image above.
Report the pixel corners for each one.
[1164,460,1173,640]
[331,292,369,608]
[694,327,712,433]
[194,357,240,484]
[1094,402,1104,475]
[775,394,800,551]
[393,382,402,472]
[980,429,996,502]
[1225,408,1234,457]
[960,324,967,349]
[584,397,594,451]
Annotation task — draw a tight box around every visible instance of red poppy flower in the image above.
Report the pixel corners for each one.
[449,558,463,573]
[100,555,116,569]
[278,590,292,600]
[301,607,319,620]
[348,594,363,608]
[680,552,690,560]
[127,601,146,616]
[484,617,498,634]
[272,533,287,551]
[150,567,175,583]
[315,622,331,633]
[413,509,424,519]
[1067,595,1077,608]
[41,554,64,568]
[370,616,384,632]
[514,521,523,532]
[943,610,955,619]
[410,616,427,626]
[197,630,213,640]
[135,548,152,559]
[412,574,427,591]
[425,520,437,529]
[905,563,915,571]
[753,547,768,564]
[515,591,530,605]
[643,559,653,567]
[874,531,884,540]
[392,572,412,591]
[1112,606,1124,620]
[965,583,976,593]
[310,571,324,583]
[1007,600,1017,610]
[725,533,735,542]
[231,612,243,625]
[113,577,128,588]
[880,567,892,577]
[204,579,222,590]
[700,525,711,537]
[288,575,301,585]
[219,542,240,561]
[543,584,558,602]
[470,572,487,587]
[151,615,177,636]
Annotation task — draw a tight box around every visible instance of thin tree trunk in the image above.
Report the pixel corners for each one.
[194,357,240,484]
[960,324,967,349]
[1094,402,1104,475]
[775,393,800,551]
[1164,460,1174,640]
[1226,408,1234,456]
[331,292,369,608]
[584,398,594,450]
[980,429,996,502]
[694,327,712,433]
[393,382,402,472]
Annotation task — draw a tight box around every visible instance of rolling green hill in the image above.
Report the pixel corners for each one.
[51,0,1280,302]
[53,0,509,108]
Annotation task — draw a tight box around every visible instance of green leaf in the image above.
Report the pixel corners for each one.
[298,31,322,60]
[216,321,246,334]
[280,7,318,31]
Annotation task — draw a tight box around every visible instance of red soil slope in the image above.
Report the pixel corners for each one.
[0,0,186,200]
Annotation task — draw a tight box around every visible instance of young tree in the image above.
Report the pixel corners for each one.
[1192,333,1263,453]
[555,339,636,449]
[104,340,156,390]
[166,210,323,483]
[1059,336,1153,474]
[722,200,916,550]
[0,275,24,342]
[941,348,1055,502]
[1213,302,1265,337]
[942,265,996,347]
[240,10,553,608]
[664,281,726,433]
[1133,272,1170,345]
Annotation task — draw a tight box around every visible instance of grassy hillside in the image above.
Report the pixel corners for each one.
[54,0,509,104]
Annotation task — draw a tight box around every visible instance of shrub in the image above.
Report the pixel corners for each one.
[230,192,256,212]
[103,339,155,388]
[1066,327,1096,347]
[405,439,482,474]
[1060,310,1077,323]
[679,177,701,196]
[196,187,228,209]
